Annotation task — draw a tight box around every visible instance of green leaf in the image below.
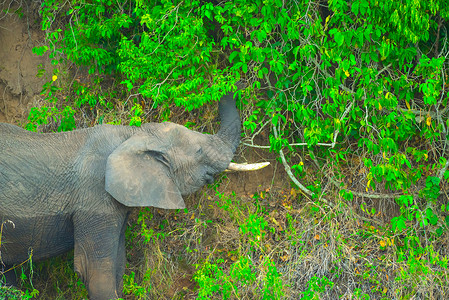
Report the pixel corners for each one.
[391,216,407,232]
[351,1,359,15]
[333,31,344,46]
[32,45,49,56]
[229,51,240,63]
[257,30,267,43]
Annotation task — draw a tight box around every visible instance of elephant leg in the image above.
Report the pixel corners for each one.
[73,212,127,300]
[115,214,128,294]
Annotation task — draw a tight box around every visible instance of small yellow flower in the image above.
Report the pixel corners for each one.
[366,180,371,192]
[52,75,57,81]
[426,115,431,126]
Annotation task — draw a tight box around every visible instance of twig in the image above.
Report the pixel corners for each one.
[242,142,271,149]
[274,126,314,198]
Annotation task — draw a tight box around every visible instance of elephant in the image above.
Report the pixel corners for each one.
[0,92,247,299]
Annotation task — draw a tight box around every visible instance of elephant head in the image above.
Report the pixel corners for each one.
[104,92,243,209]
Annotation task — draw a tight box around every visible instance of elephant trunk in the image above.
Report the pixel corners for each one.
[216,92,270,172]
[217,92,241,153]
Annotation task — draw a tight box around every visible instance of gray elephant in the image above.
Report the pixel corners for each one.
[0,93,245,299]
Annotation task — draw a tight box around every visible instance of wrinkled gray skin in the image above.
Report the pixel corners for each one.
[0,93,240,300]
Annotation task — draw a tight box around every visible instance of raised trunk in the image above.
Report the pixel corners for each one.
[216,92,241,153]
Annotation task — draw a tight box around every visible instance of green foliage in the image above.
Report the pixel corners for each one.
[129,104,143,127]
[262,258,284,300]
[0,286,36,300]
[239,212,268,250]
[25,106,76,132]
[123,271,148,299]
[194,259,237,300]
[300,276,334,300]
[35,0,239,125]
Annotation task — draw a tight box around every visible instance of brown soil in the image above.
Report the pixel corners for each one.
[0,2,52,124]
[228,146,288,196]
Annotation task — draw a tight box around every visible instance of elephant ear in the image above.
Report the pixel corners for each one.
[105,133,185,209]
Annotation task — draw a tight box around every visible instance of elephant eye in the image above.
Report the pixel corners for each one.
[196,147,203,155]
[148,151,170,168]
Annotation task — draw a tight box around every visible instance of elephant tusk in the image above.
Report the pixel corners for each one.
[225,162,270,172]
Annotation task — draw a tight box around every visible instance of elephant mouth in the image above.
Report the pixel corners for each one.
[204,172,215,184]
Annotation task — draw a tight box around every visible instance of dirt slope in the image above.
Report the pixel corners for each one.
[0,3,52,123]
